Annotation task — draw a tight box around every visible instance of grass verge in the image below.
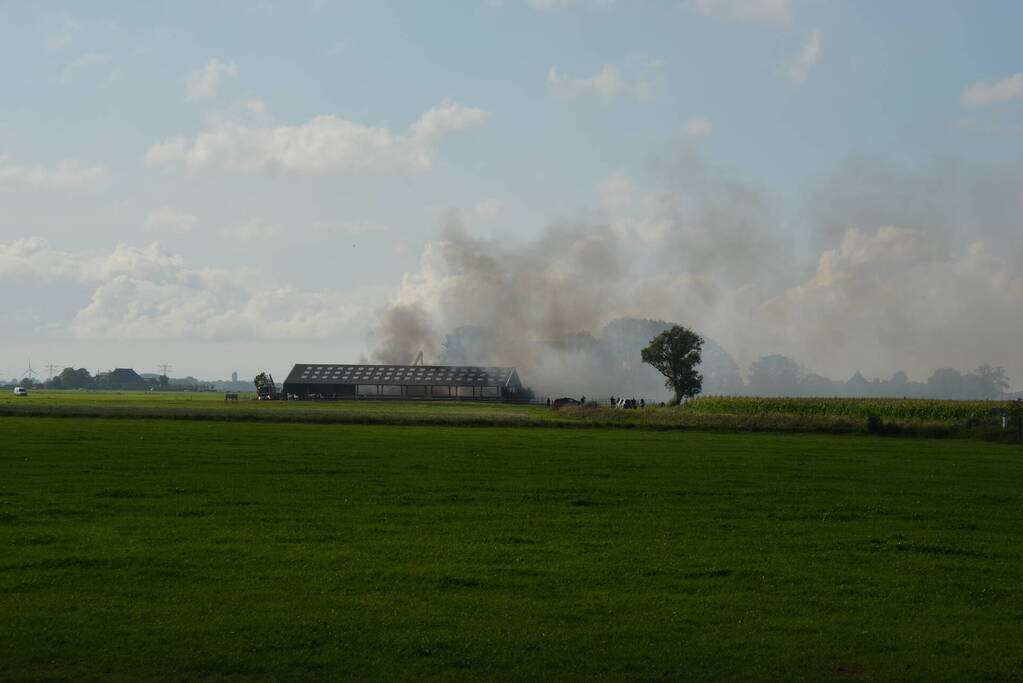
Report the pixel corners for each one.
[1,418,1022,680]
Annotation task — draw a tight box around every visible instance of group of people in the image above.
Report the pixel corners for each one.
[609,396,644,409]
[544,395,649,409]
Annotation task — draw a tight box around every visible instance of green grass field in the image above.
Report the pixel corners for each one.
[0,389,552,417]
[0,390,561,426]
[685,396,1014,422]
[4,391,1017,442]
[2,415,1022,680]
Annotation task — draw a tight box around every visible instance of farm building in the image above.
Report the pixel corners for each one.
[282,364,523,399]
[103,368,149,391]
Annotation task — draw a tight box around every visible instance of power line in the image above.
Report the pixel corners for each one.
[158,364,172,377]
[45,363,60,380]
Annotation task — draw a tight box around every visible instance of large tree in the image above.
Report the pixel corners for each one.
[926,368,964,399]
[641,325,704,404]
[48,367,95,390]
[966,364,1010,400]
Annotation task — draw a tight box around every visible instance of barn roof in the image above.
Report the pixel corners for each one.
[109,368,145,383]
[284,364,520,387]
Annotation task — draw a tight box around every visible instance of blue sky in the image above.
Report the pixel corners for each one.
[1,0,1021,385]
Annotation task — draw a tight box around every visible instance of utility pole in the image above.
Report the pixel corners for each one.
[45,363,60,381]
[158,364,172,378]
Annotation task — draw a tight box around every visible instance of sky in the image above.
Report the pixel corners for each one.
[1,0,1021,387]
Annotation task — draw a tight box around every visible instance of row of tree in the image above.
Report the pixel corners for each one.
[744,355,1012,400]
[438,318,1017,401]
[641,330,1017,404]
[630,320,1015,401]
[17,368,168,391]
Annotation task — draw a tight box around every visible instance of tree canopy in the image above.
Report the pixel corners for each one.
[747,354,801,397]
[48,367,95,390]
[641,325,704,404]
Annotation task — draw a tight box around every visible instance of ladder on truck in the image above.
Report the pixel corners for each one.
[254,372,278,400]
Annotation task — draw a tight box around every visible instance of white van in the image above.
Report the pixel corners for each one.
[12,387,27,396]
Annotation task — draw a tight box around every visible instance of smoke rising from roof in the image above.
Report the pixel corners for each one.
[370,304,437,365]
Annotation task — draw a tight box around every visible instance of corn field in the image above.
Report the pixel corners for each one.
[685,396,1009,422]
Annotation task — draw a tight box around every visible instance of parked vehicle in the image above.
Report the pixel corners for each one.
[551,397,581,409]
[13,387,28,396]
[253,372,278,400]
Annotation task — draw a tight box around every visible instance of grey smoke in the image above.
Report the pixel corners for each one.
[370,304,436,364]
[375,220,625,364]
[368,145,1023,396]
[650,142,791,290]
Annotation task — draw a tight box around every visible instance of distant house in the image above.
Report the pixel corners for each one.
[845,371,871,397]
[104,368,149,391]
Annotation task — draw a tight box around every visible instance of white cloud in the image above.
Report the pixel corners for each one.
[409,98,490,138]
[0,156,109,189]
[221,218,280,244]
[548,65,657,104]
[0,238,390,342]
[146,99,489,175]
[144,208,198,235]
[961,73,1023,108]
[0,238,184,285]
[646,59,665,70]
[785,27,821,86]
[63,52,111,80]
[688,0,791,24]
[185,59,240,103]
[682,118,713,137]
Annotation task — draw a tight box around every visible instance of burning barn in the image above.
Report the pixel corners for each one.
[282,364,523,400]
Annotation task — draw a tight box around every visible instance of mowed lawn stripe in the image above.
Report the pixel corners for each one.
[1,418,1021,680]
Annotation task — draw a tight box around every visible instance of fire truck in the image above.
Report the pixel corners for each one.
[253,372,278,400]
